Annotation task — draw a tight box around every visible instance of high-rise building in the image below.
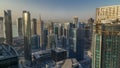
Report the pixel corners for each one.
[17,18,23,36]
[31,35,40,49]
[96,5,120,23]
[37,16,44,49]
[69,28,84,61]
[48,22,54,34]
[47,33,57,49]
[73,16,78,27]
[0,17,3,38]
[88,18,94,33]
[31,18,37,35]
[58,24,64,38]
[43,28,48,49]
[3,10,13,45]
[92,22,120,68]
[23,11,32,63]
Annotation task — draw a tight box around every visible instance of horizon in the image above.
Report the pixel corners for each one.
[0,0,120,22]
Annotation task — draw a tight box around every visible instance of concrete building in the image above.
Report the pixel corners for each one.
[96,5,120,23]
[31,35,40,49]
[17,18,23,36]
[23,11,32,63]
[3,10,13,45]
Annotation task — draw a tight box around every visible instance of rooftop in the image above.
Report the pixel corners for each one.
[0,43,18,60]
[53,48,66,52]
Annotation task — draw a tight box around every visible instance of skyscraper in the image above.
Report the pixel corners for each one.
[43,28,48,49]
[47,33,57,49]
[3,10,13,45]
[73,16,78,27]
[92,22,120,68]
[37,16,44,49]
[31,18,37,35]
[96,5,120,23]
[31,35,40,49]
[0,17,3,38]
[69,28,84,61]
[23,11,32,63]
[17,18,23,36]
[88,18,94,33]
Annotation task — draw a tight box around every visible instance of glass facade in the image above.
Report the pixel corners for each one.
[93,24,120,68]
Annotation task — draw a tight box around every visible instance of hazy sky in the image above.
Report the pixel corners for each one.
[0,0,120,21]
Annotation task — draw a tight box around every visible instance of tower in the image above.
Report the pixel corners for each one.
[23,11,32,63]
[37,16,44,49]
[3,10,13,45]
[31,18,37,35]
[17,18,23,36]
[0,17,3,38]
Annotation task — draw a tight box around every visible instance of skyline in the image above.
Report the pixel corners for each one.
[0,0,120,22]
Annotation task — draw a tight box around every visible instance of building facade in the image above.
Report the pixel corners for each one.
[31,18,37,35]
[92,23,120,68]
[17,18,23,36]
[31,35,40,49]
[3,10,13,45]
[0,17,3,38]
[96,5,120,23]
[23,11,32,63]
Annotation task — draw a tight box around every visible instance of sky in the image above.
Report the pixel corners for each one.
[0,0,120,22]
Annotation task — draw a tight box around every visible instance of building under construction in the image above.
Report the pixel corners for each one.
[92,21,120,68]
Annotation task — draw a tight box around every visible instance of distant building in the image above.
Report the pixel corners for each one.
[69,28,84,61]
[58,24,64,38]
[31,35,40,49]
[43,28,48,49]
[88,18,94,33]
[32,49,81,68]
[17,18,23,36]
[54,25,59,38]
[51,48,67,62]
[73,16,78,28]
[37,16,44,49]
[92,22,120,68]
[32,49,51,61]
[0,44,18,68]
[47,33,57,49]
[31,18,37,35]
[76,28,84,61]
[60,36,67,49]
[0,17,3,38]
[3,10,13,45]
[96,5,120,23]
[23,11,32,63]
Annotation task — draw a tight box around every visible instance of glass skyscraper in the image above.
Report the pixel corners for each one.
[23,11,32,64]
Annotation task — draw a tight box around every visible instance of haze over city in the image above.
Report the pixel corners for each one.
[0,0,120,21]
[0,0,120,68]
